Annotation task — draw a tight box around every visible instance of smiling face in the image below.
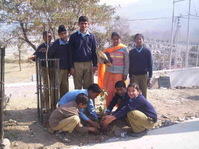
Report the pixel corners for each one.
[116,87,126,96]
[127,87,139,99]
[78,21,89,33]
[134,35,144,47]
[111,35,121,46]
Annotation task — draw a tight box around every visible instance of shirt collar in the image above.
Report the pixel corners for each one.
[135,46,144,53]
[59,39,68,45]
[78,30,90,37]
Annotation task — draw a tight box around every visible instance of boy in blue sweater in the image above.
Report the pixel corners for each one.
[101,83,157,136]
[129,33,153,98]
[29,31,52,110]
[69,16,97,89]
[58,84,102,129]
[48,25,73,97]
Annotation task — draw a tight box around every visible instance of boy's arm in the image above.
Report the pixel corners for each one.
[105,96,118,114]
[113,104,130,119]
[91,35,98,67]
[87,99,98,120]
[147,50,153,78]
[128,50,133,79]
[123,48,129,76]
[67,44,74,70]
[79,109,99,128]
[48,43,55,59]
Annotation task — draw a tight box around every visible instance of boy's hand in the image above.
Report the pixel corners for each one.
[101,115,116,128]
[92,66,98,74]
[70,68,75,76]
[122,75,127,81]
[88,127,98,133]
[28,56,36,61]
[88,120,100,129]
[147,78,152,88]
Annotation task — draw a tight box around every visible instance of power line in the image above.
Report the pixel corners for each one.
[126,17,170,21]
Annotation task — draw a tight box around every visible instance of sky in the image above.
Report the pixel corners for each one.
[100,0,199,42]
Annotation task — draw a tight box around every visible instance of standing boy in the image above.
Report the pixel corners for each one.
[69,16,97,89]
[29,31,52,110]
[129,34,153,98]
[48,25,73,97]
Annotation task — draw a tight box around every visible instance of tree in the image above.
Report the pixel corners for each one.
[0,0,115,51]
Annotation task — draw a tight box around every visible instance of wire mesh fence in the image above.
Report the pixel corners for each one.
[36,58,60,126]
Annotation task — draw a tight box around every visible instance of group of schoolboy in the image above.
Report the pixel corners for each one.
[31,15,157,137]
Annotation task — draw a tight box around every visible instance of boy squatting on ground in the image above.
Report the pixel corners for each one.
[101,83,157,136]
[57,84,102,129]
[105,80,129,115]
[49,93,97,133]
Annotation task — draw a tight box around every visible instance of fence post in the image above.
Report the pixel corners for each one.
[0,46,10,148]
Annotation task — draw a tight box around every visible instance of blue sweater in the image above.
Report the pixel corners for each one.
[129,47,153,78]
[48,39,72,70]
[58,89,98,121]
[33,42,52,67]
[69,31,97,66]
[113,95,157,122]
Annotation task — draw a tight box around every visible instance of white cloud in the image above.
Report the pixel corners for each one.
[100,0,139,6]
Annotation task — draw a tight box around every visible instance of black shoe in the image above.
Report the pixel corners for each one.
[128,130,148,137]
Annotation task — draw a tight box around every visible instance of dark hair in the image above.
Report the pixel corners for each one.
[115,80,126,88]
[127,83,141,93]
[111,32,120,39]
[58,25,67,33]
[87,83,102,93]
[42,31,51,37]
[75,93,88,105]
[134,33,144,41]
[78,16,89,23]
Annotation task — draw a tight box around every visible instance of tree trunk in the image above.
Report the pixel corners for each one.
[19,21,37,51]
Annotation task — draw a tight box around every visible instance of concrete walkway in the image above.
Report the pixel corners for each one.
[72,118,199,149]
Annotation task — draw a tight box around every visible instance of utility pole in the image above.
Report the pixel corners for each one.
[185,0,191,67]
[169,0,185,69]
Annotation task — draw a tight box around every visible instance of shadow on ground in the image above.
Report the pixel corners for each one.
[187,96,199,101]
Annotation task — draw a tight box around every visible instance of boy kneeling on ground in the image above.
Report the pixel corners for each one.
[101,83,157,137]
[105,80,129,115]
[49,93,97,134]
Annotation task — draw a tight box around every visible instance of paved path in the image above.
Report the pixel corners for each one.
[72,118,199,149]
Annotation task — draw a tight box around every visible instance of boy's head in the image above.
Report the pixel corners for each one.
[75,93,88,109]
[87,83,102,99]
[78,16,89,32]
[111,32,121,46]
[134,33,144,47]
[58,25,68,40]
[115,80,126,96]
[43,31,52,43]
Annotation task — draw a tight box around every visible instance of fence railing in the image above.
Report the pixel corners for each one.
[36,58,60,126]
[0,47,5,146]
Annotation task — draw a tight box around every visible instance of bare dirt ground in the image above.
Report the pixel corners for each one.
[3,63,199,149]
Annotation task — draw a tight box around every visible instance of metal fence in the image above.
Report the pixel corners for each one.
[0,47,5,146]
[36,59,60,126]
[145,40,199,70]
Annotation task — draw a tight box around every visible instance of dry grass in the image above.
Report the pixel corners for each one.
[5,62,35,83]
